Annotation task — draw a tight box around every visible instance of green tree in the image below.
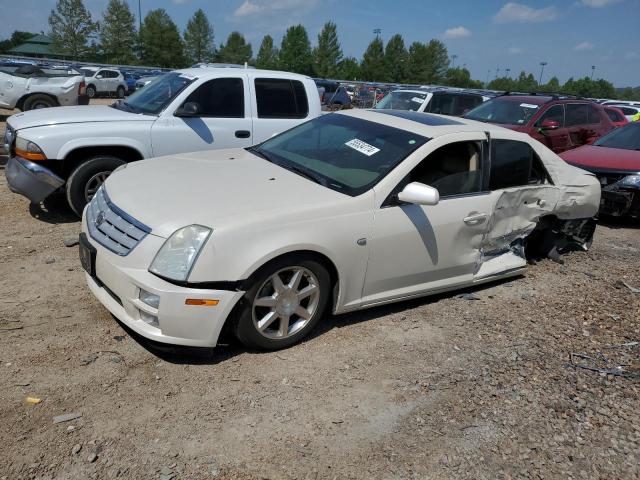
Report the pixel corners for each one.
[444,67,483,88]
[48,0,98,60]
[336,57,360,80]
[255,35,279,69]
[539,76,561,93]
[184,8,214,64]
[279,25,313,75]
[405,40,450,84]
[139,9,185,67]
[100,0,137,64]
[0,31,36,53]
[383,34,408,83]
[217,31,252,64]
[313,21,342,78]
[360,36,384,81]
[513,71,538,92]
[487,76,516,91]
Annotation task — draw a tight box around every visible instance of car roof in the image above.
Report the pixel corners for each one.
[336,108,525,139]
[175,66,312,81]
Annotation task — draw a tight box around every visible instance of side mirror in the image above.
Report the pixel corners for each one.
[397,182,440,206]
[174,101,201,117]
[540,119,560,130]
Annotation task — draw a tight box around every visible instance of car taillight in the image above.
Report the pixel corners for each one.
[78,81,86,95]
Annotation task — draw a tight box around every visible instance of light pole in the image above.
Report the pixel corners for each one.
[373,28,381,38]
[495,67,500,78]
[138,0,142,32]
[590,65,596,80]
[486,69,491,86]
[539,62,547,85]
[505,68,511,78]
[451,54,458,68]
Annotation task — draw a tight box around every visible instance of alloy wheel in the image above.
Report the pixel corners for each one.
[84,171,111,202]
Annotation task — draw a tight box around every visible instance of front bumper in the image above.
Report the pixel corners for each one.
[82,223,244,347]
[5,156,64,203]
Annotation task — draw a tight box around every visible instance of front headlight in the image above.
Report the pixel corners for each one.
[618,174,640,188]
[149,225,211,282]
[15,136,46,161]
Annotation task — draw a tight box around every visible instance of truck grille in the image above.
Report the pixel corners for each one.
[86,187,151,256]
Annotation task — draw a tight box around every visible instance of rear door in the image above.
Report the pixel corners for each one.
[95,69,109,92]
[531,104,570,153]
[566,103,597,148]
[150,74,253,156]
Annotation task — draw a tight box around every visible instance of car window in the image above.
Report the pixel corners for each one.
[605,109,623,122]
[393,141,483,200]
[489,140,550,190]
[428,93,456,115]
[566,104,590,127]
[375,91,427,111]
[255,78,309,119]
[619,107,636,115]
[594,122,640,150]
[587,105,602,124]
[454,95,483,116]
[535,104,565,127]
[183,77,244,118]
[465,98,542,125]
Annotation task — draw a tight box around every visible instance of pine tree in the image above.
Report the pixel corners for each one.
[279,25,313,75]
[383,34,407,83]
[184,8,214,64]
[48,0,98,60]
[336,57,360,80]
[255,35,279,70]
[100,0,137,64]
[139,9,185,68]
[360,36,384,81]
[217,32,252,65]
[313,21,342,78]
[406,40,450,84]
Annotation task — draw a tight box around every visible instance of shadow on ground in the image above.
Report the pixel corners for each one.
[29,193,79,224]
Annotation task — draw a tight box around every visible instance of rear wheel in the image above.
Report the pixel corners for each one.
[65,156,125,216]
[116,86,125,99]
[234,257,330,350]
[23,94,56,110]
[86,85,96,98]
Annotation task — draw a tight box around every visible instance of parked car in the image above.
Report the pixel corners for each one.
[464,93,615,153]
[122,73,138,94]
[79,109,600,350]
[560,121,640,218]
[0,64,87,111]
[603,106,628,127]
[606,105,640,122]
[375,88,488,117]
[601,100,640,108]
[4,67,322,215]
[79,67,127,98]
[313,79,351,108]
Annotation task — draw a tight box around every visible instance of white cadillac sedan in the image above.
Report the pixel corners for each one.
[80,110,600,350]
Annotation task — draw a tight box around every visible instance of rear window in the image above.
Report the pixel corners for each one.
[605,108,624,122]
[489,140,549,190]
[255,78,309,119]
[465,98,542,125]
[566,104,590,127]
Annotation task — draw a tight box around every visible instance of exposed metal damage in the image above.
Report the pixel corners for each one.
[600,176,640,218]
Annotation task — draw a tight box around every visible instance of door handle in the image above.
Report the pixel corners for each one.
[463,213,487,226]
[235,130,251,139]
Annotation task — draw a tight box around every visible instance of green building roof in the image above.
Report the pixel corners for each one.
[8,34,64,57]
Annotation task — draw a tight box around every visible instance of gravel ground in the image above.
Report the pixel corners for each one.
[0,105,639,480]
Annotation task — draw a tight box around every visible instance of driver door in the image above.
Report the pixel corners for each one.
[150,74,253,156]
[362,135,494,306]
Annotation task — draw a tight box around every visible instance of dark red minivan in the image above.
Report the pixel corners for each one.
[464,94,615,153]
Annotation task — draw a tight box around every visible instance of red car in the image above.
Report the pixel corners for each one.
[464,94,615,153]
[603,106,629,128]
[560,122,640,218]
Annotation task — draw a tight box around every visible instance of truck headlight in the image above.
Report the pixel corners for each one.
[618,175,640,188]
[15,136,46,161]
[149,225,211,282]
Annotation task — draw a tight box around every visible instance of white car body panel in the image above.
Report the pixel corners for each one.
[82,110,600,347]
[0,70,84,110]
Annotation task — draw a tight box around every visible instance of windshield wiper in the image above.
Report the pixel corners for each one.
[111,100,137,113]
[284,165,325,186]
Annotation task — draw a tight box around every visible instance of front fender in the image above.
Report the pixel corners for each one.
[57,136,152,160]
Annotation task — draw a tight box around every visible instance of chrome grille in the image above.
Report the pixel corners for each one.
[86,187,151,256]
[3,124,14,154]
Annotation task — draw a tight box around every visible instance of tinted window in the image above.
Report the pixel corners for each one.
[397,141,483,199]
[490,140,549,190]
[566,104,589,127]
[605,109,623,122]
[454,95,483,116]
[535,104,565,127]
[255,78,309,118]
[594,122,640,150]
[251,114,428,196]
[428,93,455,115]
[619,107,637,115]
[587,105,602,124]
[183,77,244,118]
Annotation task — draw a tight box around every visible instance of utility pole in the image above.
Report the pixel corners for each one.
[539,61,547,85]
[373,28,381,38]
[590,65,596,80]
[505,68,511,78]
[451,54,458,68]
[138,0,142,32]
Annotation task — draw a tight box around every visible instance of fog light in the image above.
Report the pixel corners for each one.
[139,309,159,328]
[139,289,160,309]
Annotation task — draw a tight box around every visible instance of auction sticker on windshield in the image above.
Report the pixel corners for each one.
[520,103,539,109]
[345,139,380,156]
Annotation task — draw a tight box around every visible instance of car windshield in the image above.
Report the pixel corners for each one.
[376,91,428,111]
[111,72,194,115]
[249,114,429,196]
[465,98,542,125]
[594,122,640,150]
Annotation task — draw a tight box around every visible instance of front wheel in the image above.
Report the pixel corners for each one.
[23,94,56,110]
[65,156,125,216]
[234,257,330,350]
[116,86,125,98]
[86,85,96,98]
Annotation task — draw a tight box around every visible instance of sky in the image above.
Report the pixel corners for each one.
[0,0,638,87]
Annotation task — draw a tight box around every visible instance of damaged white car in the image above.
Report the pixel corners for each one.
[80,109,600,350]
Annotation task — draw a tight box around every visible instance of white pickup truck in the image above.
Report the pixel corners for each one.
[4,67,322,215]
[0,64,88,110]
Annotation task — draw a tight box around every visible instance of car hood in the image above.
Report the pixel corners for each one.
[103,148,347,238]
[560,144,640,173]
[8,105,154,131]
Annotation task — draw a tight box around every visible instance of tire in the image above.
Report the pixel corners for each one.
[65,156,125,216]
[116,86,125,99]
[233,256,331,350]
[86,85,96,98]
[23,94,56,110]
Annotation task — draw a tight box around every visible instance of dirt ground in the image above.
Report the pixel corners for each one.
[0,105,639,480]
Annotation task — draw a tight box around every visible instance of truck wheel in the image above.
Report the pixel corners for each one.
[65,156,125,216]
[23,94,56,110]
[116,86,125,98]
[86,85,96,98]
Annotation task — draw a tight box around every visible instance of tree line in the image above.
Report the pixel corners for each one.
[1,0,636,100]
